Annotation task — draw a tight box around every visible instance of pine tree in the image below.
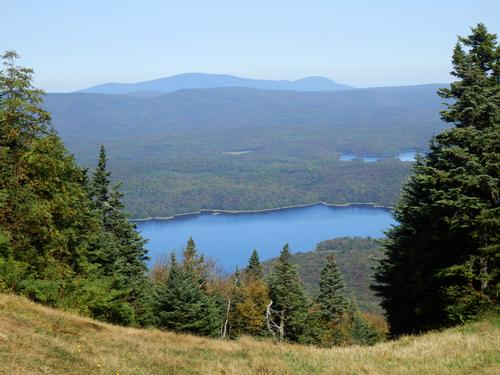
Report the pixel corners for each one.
[373,24,499,336]
[268,244,308,341]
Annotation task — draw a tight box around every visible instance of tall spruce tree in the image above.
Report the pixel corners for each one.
[268,244,308,341]
[373,24,499,336]
[246,249,264,280]
[318,253,348,323]
[302,254,351,346]
[89,145,150,324]
[182,236,208,281]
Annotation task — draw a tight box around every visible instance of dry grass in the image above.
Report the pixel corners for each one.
[0,293,498,375]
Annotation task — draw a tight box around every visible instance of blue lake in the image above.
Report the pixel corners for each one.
[340,150,417,162]
[135,204,396,272]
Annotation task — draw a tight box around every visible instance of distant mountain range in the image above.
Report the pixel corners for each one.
[78,73,354,95]
[44,83,447,218]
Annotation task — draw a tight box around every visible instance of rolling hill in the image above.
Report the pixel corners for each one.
[78,73,353,95]
[43,84,447,218]
[262,237,382,314]
[0,293,498,375]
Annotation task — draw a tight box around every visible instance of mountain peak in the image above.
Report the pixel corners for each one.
[78,73,353,95]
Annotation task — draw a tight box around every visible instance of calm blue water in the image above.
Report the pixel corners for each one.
[135,204,395,272]
[340,151,417,162]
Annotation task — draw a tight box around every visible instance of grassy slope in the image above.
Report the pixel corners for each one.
[0,294,498,375]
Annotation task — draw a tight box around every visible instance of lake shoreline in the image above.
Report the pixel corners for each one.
[131,201,394,222]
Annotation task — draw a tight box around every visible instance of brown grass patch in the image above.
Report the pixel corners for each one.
[0,293,498,374]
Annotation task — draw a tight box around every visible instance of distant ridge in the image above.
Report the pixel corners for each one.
[78,73,353,95]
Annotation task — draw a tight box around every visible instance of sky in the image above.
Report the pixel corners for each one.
[2,0,499,92]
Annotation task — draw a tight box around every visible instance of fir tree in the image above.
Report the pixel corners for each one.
[268,244,308,341]
[373,24,499,336]
[92,145,112,216]
[302,254,350,346]
[89,145,150,324]
[246,249,263,280]
[317,253,348,324]
[182,236,207,281]
[155,247,221,336]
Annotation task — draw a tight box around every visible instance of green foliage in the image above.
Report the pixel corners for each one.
[373,24,500,336]
[0,52,150,328]
[299,258,383,347]
[87,145,150,325]
[155,243,222,337]
[43,84,446,218]
[246,249,264,280]
[317,253,348,323]
[262,237,383,314]
[268,244,309,342]
[0,51,94,284]
[0,257,28,293]
[0,51,50,150]
[86,292,136,326]
[348,310,382,346]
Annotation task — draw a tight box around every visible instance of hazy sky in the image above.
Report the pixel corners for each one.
[3,0,499,92]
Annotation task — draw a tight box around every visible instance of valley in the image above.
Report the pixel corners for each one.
[44,84,446,218]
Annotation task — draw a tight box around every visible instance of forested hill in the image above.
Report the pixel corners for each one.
[46,84,443,148]
[262,237,382,314]
[43,84,446,218]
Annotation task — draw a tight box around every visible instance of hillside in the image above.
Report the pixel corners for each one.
[43,84,446,218]
[78,73,353,95]
[0,293,498,375]
[263,237,382,314]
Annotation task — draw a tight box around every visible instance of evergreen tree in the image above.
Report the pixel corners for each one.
[268,244,308,341]
[92,145,112,215]
[89,145,150,324]
[373,24,499,336]
[317,253,348,323]
[0,51,95,290]
[348,310,380,346]
[182,236,208,281]
[155,245,221,336]
[0,51,150,326]
[246,249,263,280]
[302,254,352,347]
[0,51,49,152]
